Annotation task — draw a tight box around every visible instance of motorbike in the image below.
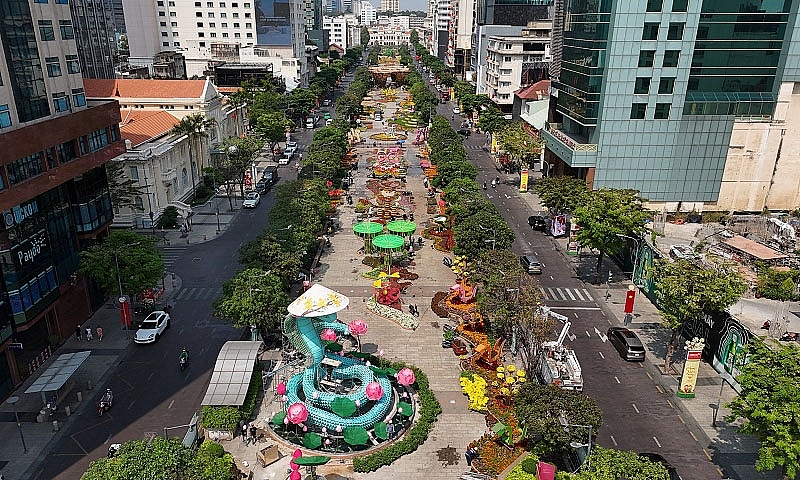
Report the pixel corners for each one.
[180,356,188,371]
[98,399,111,416]
[780,331,798,342]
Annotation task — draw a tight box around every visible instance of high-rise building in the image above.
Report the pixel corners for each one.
[122,0,308,87]
[0,0,124,397]
[324,14,359,51]
[445,0,475,76]
[543,0,800,209]
[69,0,117,78]
[380,0,400,13]
[357,1,377,25]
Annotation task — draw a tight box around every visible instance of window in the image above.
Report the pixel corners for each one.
[630,103,647,119]
[46,57,62,77]
[66,55,80,74]
[52,92,70,112]
[222,32,229,37]
[642,23,659,40]
[0,104,11,129]
[233,12,239,17]
[245,12,251,17]
[220,12,227,17]
[162,31,168,36]
[163,41,170,46]
[208,12,215,17]
[173,31,179,36]
[55,0,67,3]
[88,128,109,152]
[222,22,227,27]
[232,2,238,6]
[197,22,204,27]
[634,77,651,94]
[160,21,167,26]
[207,1,213,6]
[59,20,74,39]
[672,0,688,12]
[646,0,662,11]
[195,1,201,5]
[234,32,240,38]
[38,21,55,41]
[210,33,217,37]
[234,22,239,27]
[174,41,180,46]
[246,22,252,27]
[654,103,671,119]
[244,2,250,6]
[658,77,675,94]
[199,41,206,46]
[159,11,166,16]
[246,32,252,38]
[198,32,204,37]
[169,0,175,4]
[72,88,86,107]
[196,12,202,16]
[171,21,178,26]
[638,50,655,67]
[209,22,216,27]
[158,1,164,5]
[170,11,176,16]
[663,50,679,67]
[34,0,48,2]
[220,1,226,6]
[7,152,43,185]
[667,22,684,40]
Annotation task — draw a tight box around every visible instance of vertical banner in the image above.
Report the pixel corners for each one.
[119,297,132,328]
[519,168,529,193]
[678,338,705,398]
[537,462,556,480]
[624,286,636,314]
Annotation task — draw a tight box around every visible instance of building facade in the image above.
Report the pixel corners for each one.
[69,0,117,79]
[323,14,358,51]
[0,0,125,397]
[368,25,411,46]
[357,1,377,25]
[380,0,400,13]
[445,0,475,77]
[543,0,800,208]
[123,0,308,86]
[472,24,522,90]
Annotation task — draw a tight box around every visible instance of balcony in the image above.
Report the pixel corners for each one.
[540,123,597,168]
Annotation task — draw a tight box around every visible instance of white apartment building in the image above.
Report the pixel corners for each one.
[380,0,399,13]
[122,0,308,86]
[408,14,425,30]
[429,0,450,59]
[377,15,409,29]
[445,0,473,76]
[348,24,363,48]
[356,1,376,25]
[368,25,410,46]
[484,22,551,112]
[323,14,358,51]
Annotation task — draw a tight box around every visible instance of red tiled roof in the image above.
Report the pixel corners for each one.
[329,43,345,52]
[83,78,207,99]
[515,80,551,100]
[218,86,242,94]
[119,110,180,147]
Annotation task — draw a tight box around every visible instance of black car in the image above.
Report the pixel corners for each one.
[457,128,471,137]
[262,166,279,185]
[607,327,646,361]
[255,178,270,194]
[527,215,547,231]
[639,453,682,480]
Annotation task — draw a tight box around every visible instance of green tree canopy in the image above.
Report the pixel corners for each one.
[564,447,671,480]
[79,230,163,300]
[239,233,303,287]
[453,80,475,100]
[727,339,800,479]
[653,259,746,371]
[288,88,317,116]
[534,176,591,214]
[254,111,292,152]
[573,189,652,273]
[514,383,602,454]
[214,267,290,334]
[453,209,514,258]
[496,121,542,166]
[434,160,477,188]
[105,159,144,209]
[219,135,265,200]
[477,106,506,134]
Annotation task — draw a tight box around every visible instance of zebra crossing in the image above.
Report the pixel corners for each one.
[160,245,186,269]
[172,286,223,302]
[464,144,484,150]
[541,287,595,303]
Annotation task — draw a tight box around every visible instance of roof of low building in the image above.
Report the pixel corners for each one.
[722,235,788,261]
[119,110,180,147]
[514,80,551,100]
[84,78,208,99]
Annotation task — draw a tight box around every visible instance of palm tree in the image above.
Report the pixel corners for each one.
[171,113,216,203]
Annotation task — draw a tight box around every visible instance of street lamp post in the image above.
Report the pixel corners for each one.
[559,413,593,471]
[7,396,27,454]
[113,241,141,330]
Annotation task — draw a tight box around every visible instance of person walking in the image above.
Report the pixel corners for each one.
[241,422,248,444]
[85,326,93,341]
[249,424,257,444]
[96,326,103,342]
[76,325,82,341]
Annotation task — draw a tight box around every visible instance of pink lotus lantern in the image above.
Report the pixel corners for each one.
[320,328,337,341]
[292,449,303,460]
[276,382,287,395]
[287,403,309,425]
[336,425,343,433]
[290,471,301,480]
[365,381,384,401]
[348,319,368,336]
[397,368,416,386]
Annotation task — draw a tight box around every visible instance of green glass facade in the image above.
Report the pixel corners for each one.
[547,0,800,202]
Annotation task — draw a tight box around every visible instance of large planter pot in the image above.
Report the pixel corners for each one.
[452,338,468,356]
[205,428,234,441]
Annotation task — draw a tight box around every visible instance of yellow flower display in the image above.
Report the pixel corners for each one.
[460,375,489,412]
[496,366,505,373]
[506,365,516,373]
[506,376,515,385]
[497,372,505,380]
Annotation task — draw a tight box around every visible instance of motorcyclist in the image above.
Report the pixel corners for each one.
[179,348,189,364]
[102,388,113,407]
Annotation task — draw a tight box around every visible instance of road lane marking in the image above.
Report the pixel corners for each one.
[677,414,684,423]
[601,310,607,316]
[547,306,601,311]
[168,400,175,409]
[646,371,653,380]
[128,400,136,410]
[598,351,604,359]
[547,288,557,299]
[557,289,568,300]
[668,399,675,409]
[549,275,554,280]
[614,376,620,384]
[689,431,698,442]
[104,435,112,445]
[178,328,184,336]
[147,372,154,382]
[632,403,640,413]
[653,436,662,448]
[565,289,576,301]
[574,289,586,301]
[656,385,664,394]
[609,435,618,447]
[586,330,591,337]
[582,288,592,299]
[574,312,579,318]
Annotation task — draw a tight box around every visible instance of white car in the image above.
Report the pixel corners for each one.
[453,107,461,115]
[326,118,334,126]
[243,191,261,208]
[134,310,170,344]
[285,141,298,155]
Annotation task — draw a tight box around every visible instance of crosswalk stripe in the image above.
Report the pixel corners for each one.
[547,288,557,300]
[573,289,586,301]
[582,289,592,300]
[565,289,576,301]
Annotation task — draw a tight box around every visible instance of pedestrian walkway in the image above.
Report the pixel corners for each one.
[540,287,595,303]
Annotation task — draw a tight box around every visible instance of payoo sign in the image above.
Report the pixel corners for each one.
[13,230,48,268]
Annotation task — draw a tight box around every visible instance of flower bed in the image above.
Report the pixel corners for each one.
[367,296,418,329]
[472,432,527,477]
[460,372,489,412]
[430,291,450,318]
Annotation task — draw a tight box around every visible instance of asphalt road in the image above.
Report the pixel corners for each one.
[423,74,720,478]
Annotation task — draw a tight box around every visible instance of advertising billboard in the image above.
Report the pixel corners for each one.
[256,0,292,46]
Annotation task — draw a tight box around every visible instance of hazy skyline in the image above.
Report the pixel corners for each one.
[363,0,428,13]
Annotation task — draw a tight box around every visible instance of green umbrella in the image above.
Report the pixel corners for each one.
[353,222,384,254]
[372,234,405,250]
[397,401,413,417]
[292,455,331,466]
[373,421,388,440]
[330,397,357,418]
[302,432,323,449]
[270,411,286,425]
[343,426,369,446]
[386,220,417,237]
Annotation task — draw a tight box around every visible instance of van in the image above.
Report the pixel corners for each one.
[520,255,543,274]
[262,166,279,185]
[279,152,292,165]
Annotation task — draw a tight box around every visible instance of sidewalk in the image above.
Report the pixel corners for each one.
[513,185,778,479]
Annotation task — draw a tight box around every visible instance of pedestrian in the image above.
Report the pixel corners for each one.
[241,422,248,444]
[96,326,103,342]
[249,423,257,444]
[465,444,479,466]
[85,326,93,341]
[76,324,82,341]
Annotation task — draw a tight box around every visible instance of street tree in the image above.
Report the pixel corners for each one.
[335,92,363,123]
[239,233,304,288]
[171,113,217,203]
[254,111,291,156]
[214,267,290,335]
[449,191,495,224]
[79,230,163,301]
[514,383,602,454]
[573,189,652,273]
[219,136,264,201]
[727,338,800,480]
[288,88,317,117]
[105,159,144,209]
[569,447,671,480]
[477,106,506,134]
[653,259,747,372]
[534,175,591,214]
[453,80,475,101]
[434,160,476,188]
[453,209,514,259]
[496,121,542,166]
[361,26,370,45]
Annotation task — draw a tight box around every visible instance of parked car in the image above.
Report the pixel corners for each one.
[262,165,279,185]
[453,106,461,115]
[134,310,170,344]
[243,191,261,208]
[322,99,332,106]
[527,214,547,231]
[669,244,698,260]
[285,141,298,155]
[305,117,316,129]
[457,128,471,137]
[638,453,682,480]
[607,327,646,361]
[279,151,293,165]
[326,118,334,126]
[255,178,270,194]
[520,255,543,274]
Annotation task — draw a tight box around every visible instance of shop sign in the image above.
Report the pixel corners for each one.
[13,231,48,267]
[4,200,39,228]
